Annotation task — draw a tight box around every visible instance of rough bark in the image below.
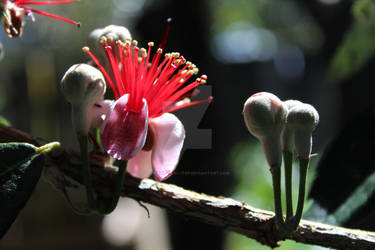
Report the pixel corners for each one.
[1,124,375,249]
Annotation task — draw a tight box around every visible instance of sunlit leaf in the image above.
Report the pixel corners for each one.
[0,116,10,127]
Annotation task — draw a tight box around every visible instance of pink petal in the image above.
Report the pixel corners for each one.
[101,94,148,160]
[127,150,152,179]
[150,113,185,181]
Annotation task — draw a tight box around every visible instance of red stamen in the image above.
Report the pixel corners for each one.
[14,0,77,5]
[84,33,212,118]
[144,53,174,100]
[88,132,101,150]
[21,6,80,26]
[83,47,120,99]
[117,41,129,96]
[158,18,172,49]
[149,78,202,115]
[158,96,213,117]
[102,38,125,96]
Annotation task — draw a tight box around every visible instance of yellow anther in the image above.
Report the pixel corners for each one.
[107,36,114,43]
[179,57,187,64]
[148,41,154,47]
[132,40,138,46]
[140,48,147,54]
[115,40,122,46]
[157,48,163,54]
[82,46,90,52]
[100,36,107,44]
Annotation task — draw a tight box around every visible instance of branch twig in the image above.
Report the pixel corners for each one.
[1,124,375,249]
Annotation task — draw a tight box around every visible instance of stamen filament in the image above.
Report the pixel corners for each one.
[85,32,211,117]
[21,6,80,26]
[83,47,120,99]
[14,0,77,5]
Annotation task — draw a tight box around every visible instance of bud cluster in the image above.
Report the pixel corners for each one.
[243,92,319,167]
[243,92,319,235]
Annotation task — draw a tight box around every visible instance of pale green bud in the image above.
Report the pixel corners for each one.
[87,25,131,68]
[286,103,319,159]
[61,63,107,135]
[243,92,288,168]
[281,99,303,153]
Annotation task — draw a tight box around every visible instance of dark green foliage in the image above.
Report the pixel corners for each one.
[0,143,45,238]
[306,108,375,230]
[329,0,375,83]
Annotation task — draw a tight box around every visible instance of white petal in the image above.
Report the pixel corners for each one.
[150,113,185,181]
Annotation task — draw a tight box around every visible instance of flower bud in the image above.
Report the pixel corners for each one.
[281,99,303,153]
[87,25,131,68]
[286,103,319,159]
[243,92,288,168]
[61,64,106,105]
[1,1,25,38]
[61,63,107,135]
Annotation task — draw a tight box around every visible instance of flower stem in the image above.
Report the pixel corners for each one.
[97,160,127,214]
[283,151,293,219]
[270,166,285,232]
[78,134,96,211]
[290,158,309,231]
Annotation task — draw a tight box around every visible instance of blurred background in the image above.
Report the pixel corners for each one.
[1,0,375,249]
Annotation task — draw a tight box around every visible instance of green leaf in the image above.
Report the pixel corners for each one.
[0,142,46,239]
[328,170,375,225]
[0,116,10,127]
[328,0,375,83]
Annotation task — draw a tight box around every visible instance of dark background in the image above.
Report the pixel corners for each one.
[1,0,373,249]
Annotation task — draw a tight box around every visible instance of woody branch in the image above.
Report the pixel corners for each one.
[1,124,375,249]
